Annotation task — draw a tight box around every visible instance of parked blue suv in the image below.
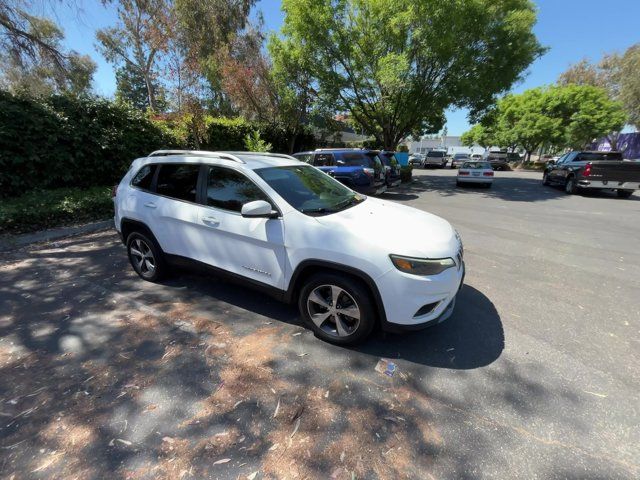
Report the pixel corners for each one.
[293,149,387,195]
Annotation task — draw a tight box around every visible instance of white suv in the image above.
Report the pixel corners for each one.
[114,150,465,344]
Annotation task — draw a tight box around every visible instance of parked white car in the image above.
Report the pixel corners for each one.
[456,161,494,188]
[423,150,448,168]
[113,150,465,344]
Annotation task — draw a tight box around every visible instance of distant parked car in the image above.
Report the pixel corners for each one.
[506,152,521,163]
[542,150,640,198]
[456,161,494,188]
[423,150,448,168]
[293,149,387,196]
[483,151,509,171]
[470,153,483,161]
[377,150,402,188]
[408,153,425,167]
[451,153,470,169]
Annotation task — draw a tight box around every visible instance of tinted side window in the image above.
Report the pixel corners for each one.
[294,153,312,164]
[156,164,200,202]
[131,164,157,191]
[314,154,335,166]
[206,166,270,212]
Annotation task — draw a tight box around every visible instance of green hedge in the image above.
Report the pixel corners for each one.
[0,90,315,201]
[0,91,178,198]
[0,186,113,234]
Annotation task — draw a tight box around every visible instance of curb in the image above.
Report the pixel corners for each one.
[0,219,114,252]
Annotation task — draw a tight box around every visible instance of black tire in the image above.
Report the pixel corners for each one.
[456,180,462,187]
[542,171,550,185]
[126,231,167,282]
[485,182,492,188]
[565,176,578,195]
[298,272,376,345]
[617,189,633,199]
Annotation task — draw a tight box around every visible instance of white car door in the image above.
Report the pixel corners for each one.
[189,165,287,290]
[149,163,201,257]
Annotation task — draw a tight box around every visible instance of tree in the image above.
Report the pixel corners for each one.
[278,0,545,149]
[96,0,173,111]
[173,0,256,113]
[115,63,167,110]
[0,1,66,71]
[465,85,627,161]
[558,44,640,146]
[617,44,640,130]
[0,12,96,96]
[461,124,493,150]
[497,89,563,161]
[548,84,626,149]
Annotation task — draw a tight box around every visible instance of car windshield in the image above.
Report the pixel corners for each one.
[427,151,445,157]
[462,161,491,169]
[454,154,469,159]
[255,165,365,216]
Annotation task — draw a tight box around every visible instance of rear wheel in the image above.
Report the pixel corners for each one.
[542,171,550,185]
[565,176,578,195]
[127,232,167,282]
[298,273,376,345]
[617,189,633,199]
[485,182,492,188]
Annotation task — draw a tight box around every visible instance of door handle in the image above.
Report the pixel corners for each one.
[202,216,219,225]
[144,202,157,208]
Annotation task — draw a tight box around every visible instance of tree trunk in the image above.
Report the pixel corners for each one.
[144,72,157,111]
[288,132,297,154]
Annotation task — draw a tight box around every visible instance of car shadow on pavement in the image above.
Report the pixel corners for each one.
[353,285,504,370]
[402,172,640,202]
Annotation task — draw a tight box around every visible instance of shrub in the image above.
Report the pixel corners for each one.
[0,91,178,198]
[0,186,113,234]
[400,165,413,183]
[244,130,272,152]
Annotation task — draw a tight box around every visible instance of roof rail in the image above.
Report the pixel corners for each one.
[218,151,295,161]
[147,150,245,163]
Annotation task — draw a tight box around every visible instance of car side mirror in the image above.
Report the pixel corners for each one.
[241,200,278,219]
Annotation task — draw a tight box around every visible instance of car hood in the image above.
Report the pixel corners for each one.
[315,197,460,258]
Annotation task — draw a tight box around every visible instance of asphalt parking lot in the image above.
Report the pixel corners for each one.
[1,169,639,479]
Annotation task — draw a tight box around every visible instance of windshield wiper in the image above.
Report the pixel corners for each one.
[300,207,331,216]
[332,196,364,212]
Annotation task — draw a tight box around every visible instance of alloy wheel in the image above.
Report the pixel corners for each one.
[129,238,156,278]
[306,284,361,337]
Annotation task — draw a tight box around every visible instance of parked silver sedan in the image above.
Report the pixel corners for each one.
[456,161,494,188]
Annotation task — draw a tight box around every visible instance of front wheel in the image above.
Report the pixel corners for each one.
[542,171,550,185]
[617,189,633,199]
[298,273,376,345]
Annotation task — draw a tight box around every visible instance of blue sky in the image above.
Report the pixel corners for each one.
[54,0,640,135]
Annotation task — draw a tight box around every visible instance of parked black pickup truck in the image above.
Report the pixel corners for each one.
[542,151,640,198]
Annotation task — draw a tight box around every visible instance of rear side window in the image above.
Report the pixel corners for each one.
[576,152,623,161]
[156,164,200,202]
[427,151,445,157]
[206,166,270,212]
[338,153,373,167]
[314,154,335,166]
[131,164,157,191]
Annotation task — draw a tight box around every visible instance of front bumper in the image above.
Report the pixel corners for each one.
[378,260,465,332]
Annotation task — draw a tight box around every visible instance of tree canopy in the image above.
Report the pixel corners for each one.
[278,0,545,149]
[462,84,627,160]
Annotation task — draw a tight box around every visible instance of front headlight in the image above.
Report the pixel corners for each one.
[389,254,456,276]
